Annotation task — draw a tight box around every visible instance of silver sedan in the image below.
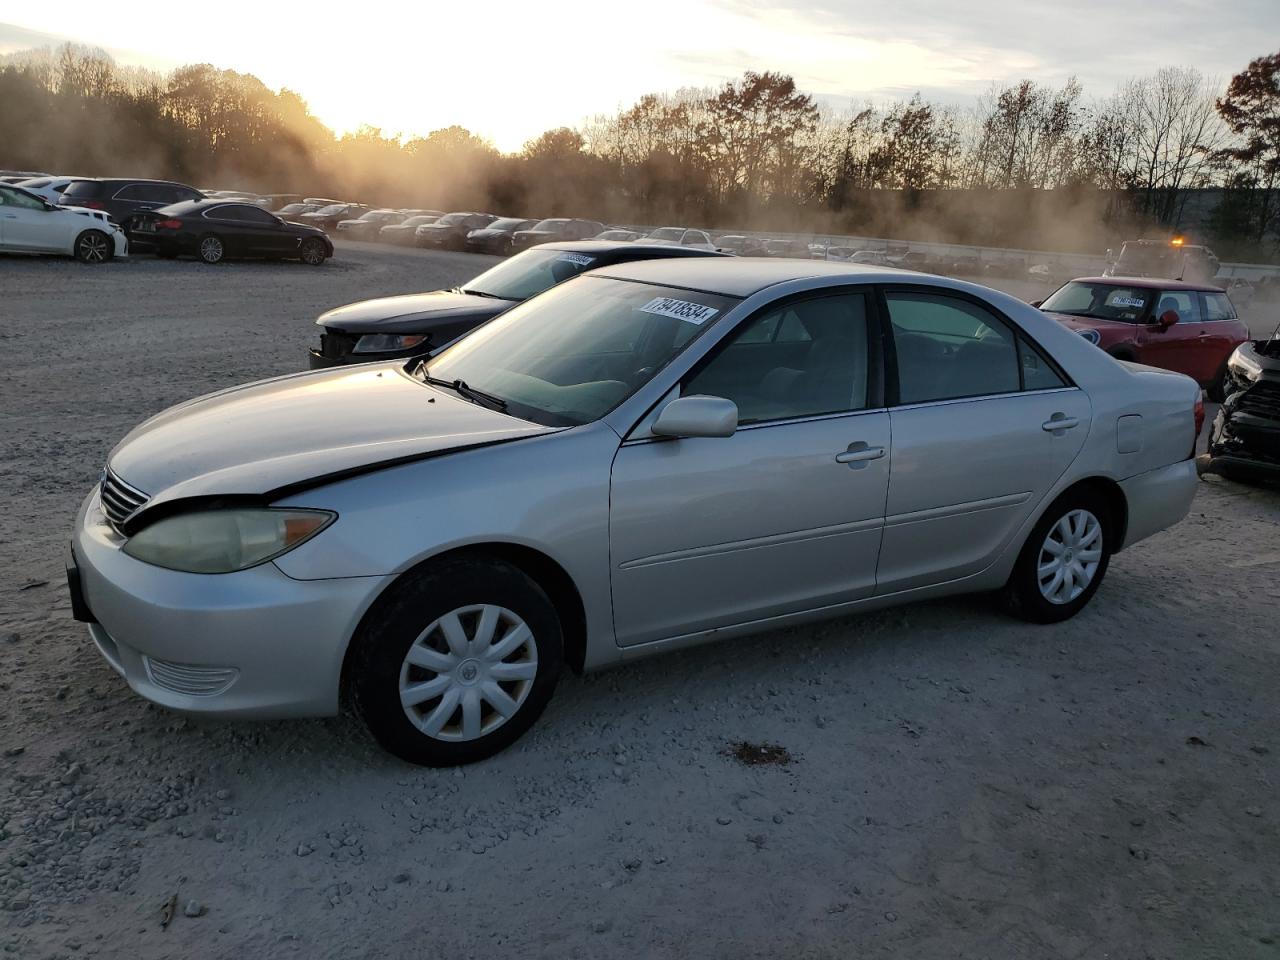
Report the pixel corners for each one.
[70,259,1203,765]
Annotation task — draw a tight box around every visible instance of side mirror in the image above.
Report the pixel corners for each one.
[651,395,738,439]
[1155,310,1178,330]
[1029,299,1043,308]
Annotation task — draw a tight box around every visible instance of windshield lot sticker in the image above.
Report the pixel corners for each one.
[558,254,596,267]
[639,297,719,325]
[1108,294,1146,308]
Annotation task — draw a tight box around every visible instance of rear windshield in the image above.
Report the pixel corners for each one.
[60,180,99,197]
[462,247,606,302]
[531,219,568,230]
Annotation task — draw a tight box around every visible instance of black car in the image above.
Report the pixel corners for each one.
[714,235,768,256]
[128,200,333,265]
[415,212,498,250]
[58,178,205,234]
[1206,331,1280,482]
[273,202,322,223]
[465,217,539,255]
[335,209,406,241]
[308,240,728,368]
[511,218,606,252]
[299,203,370,232]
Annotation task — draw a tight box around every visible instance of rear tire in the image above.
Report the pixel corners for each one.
[350,558,563,766]
[299,238,327,266]
[197,234,225,264]
[73,230,112,264]
[1002,488,1113,624]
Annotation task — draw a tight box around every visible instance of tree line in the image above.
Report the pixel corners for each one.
[2,43,1277,258]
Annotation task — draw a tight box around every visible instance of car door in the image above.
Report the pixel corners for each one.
[0,187,65,251]
[877,287,1090,594]
[1139,289,1208,381]
[609,290,890,647]
[231,204,295,256]
[1198,291,1244,380]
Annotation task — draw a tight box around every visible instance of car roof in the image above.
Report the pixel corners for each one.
[592,257,914,296]
[1072,275,1223,292]
[538,240,727,259]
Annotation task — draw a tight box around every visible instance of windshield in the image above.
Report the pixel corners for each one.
[530,219,567,231]
[489,218,529,230]
[425,277,738,426]
[648,228,683,242]
[463,247,605,301]
[1041,281,1155,323]
[435,213,466,225]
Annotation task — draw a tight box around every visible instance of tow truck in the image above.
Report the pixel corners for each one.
[1103,236,1221,286]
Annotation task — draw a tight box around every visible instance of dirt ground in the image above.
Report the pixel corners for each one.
[1,243,1277,959]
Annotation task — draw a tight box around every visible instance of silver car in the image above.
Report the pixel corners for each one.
[70,259,1202,765]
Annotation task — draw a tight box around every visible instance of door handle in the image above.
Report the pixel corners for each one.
[1042,414,1080,432]
[835,443,886,465]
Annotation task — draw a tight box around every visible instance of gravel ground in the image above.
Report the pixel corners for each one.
[1,243,1277,959]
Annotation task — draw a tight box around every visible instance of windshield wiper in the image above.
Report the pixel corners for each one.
[417,366,508,412]
[459,287,512,300]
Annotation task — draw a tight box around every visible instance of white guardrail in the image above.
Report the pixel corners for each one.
[636,224,1280,283]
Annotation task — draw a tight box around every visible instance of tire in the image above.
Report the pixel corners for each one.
[74,230,112,264]
[197,234,225,264]
[299,238,327,266]
[1001,488,1113,624]
[350,557,564,766]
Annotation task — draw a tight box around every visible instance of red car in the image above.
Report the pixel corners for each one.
[1036,277,1249,399]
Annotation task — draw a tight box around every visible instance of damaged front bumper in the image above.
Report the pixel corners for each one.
[1205,339,1280,481]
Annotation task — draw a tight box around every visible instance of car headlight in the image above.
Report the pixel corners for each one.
[352,333,428,354]
[122,509,335,574]
[1227,345,1262,382]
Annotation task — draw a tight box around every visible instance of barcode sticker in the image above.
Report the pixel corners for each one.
[638,297,719,325]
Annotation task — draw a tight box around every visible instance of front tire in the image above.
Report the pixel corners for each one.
[1002,489,1112,624]
[74,230,112,264]
[198,234,225,264]
[299,238,327,266]
[350,558,563,766]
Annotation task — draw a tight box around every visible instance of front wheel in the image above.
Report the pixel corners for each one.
[74,230,112,264]
[350,558,563,766]
[1002,489,1112,623]
[198,234,225,264]
[299,238,327,266]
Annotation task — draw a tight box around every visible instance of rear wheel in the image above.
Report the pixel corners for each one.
[74,230,112,264]
[1002,489,1113,624]
[350,558,563,766]
[299,238,327,266]
[197,234,225,264]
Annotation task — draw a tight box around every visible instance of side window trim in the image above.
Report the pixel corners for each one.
[875,283,1076,407]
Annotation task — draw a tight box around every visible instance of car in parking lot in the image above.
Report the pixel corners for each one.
[1205,331,1280,481]
[272,202,322,223]
[127,199,332,265]
[1036,277,1249,399]
[763,238,812,259]
[378,214,440,245]
[416,212,498,250]
[465,218,539,255]
[58,179,205,240]
[593,229,644,242]
[716,236,768,257]
[336,209,406,241]
[511,218,606,252]
[309,240,727,368]
[71,259,1202,765]
[299,203,372,233]
[14,175,84,204]
[0,183,128,262]
[642,227,717,251]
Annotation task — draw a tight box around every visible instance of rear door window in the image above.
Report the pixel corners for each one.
[1201,292,1237,321]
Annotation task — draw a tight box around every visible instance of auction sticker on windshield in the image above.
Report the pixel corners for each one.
[558,254,596,267]
[639,297,720,325]
[1107,293,1146,308]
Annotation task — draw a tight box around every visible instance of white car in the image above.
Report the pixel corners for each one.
[643,227,717,251]
[71,259,1200,765]
[14,176,84,204]
[0,184,127,262]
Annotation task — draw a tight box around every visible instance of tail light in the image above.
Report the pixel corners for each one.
[78,199,105,210]
[155,219,183,230]
[1194,393,1205,438]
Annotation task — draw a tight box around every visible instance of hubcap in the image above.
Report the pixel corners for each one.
[1038,509,1103,604]
[397,604,537,742]
[201,237,222,261]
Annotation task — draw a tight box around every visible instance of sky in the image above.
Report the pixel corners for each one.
[2,0,1276,152]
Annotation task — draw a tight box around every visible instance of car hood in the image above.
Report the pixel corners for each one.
[108,364,555,512]
[1045,312,1142,335]
[316,290,511,334]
